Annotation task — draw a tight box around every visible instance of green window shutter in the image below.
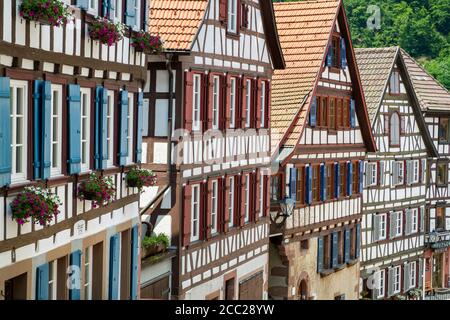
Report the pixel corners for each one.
[135,92,144,163]
[67,84,82,174]
[0,77,11,187]
[118,90,129,166]
[130,225,139,300]
[36,263,49,300]
[109,233,120,300]
[41,81,52,179]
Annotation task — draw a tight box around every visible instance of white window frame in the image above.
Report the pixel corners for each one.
[134,0,141,31]
[409,261,416,289]
[259,172,264,218]
[10,80,28,183]
[392,266,401,294]
[367,162,377,187]
[87,0,98,14]
[48,260,57,300]
[50,84,63,176]
[390,113,400,146]
[230,77,236,128]
[211,180,218,235]
[379,213,387,241]
[192,74,201,131]
[228,177,235,228]
[260,81,266,127]
[412,160,420,184]
[106,91,115,168]
[394,211,403,237]
[227,0,238,34]
[393,161,404,186]
[244,174,250,223]
[126,93,134,165]
[411,208,419,233]
[80,88,91,172]
[212,76,220,130]
[84,246,93,300]
[245,79,252,128]
[191,185,200,242]
[376,269,385,299]
[113,0,122,22]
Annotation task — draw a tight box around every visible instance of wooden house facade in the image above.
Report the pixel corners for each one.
[400,50,450,297]
[268,0,376,300]
[0,0,148,300]
[355,47,438,299]
[140,0,285,300]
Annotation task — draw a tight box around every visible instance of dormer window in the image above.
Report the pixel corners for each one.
[389,112,400,146]
[326,34,346,69]
[227,0,238,33]
[389,70,401,94]
[439,118,450,143]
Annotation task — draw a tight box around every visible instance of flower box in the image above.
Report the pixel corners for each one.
[131,32,163,54]
[142,233,169,259]
[10,187,62,226]
[125,168,157,191]
[89,17,125,46]
[142,243,167,258]
[77,173,116,208]
[19,0,72,28]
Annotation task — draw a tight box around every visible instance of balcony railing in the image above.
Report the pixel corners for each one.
[424,289,450,300]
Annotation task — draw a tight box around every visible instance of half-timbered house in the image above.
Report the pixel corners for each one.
[140,0,285,300]
[0,0,148,300]
[400,50,450,298]
[268,0,376,300]
[355,47,438,299]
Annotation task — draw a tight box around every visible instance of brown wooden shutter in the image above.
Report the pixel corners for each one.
[217,177,224,233]
[219,0,227,25]
[183,185,192,246]
[237,77,244,129]
[200,182,207,240]
[201,73,208,132]
[207,73,214,130]
[263,174,269,217]
[225,73,231,129]
[184,71,194,131]
[236,0,242,35]
[400,115,406,135]
[240,174,246,226]
[206,179,213,239]
[241,3,249,29]
[241,77,247,128]
[384,114,389,135]
[255,170,261,221]
[223,177,231,233]
[377,161,381,186]
[256,78,262,128]
[265,81,270,128]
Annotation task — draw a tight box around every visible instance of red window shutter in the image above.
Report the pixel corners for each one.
[183,185,192,247]
[241,3,249,29]
[240,174,246,226]
[241,77,247,128]
[219,0,227,25]
[256,78,262,128]
[223,177,231,233]
[206,180,213,239]
[201,73,208,132]
[199,182,207,240]
[401,115,406,134]
[264,81,270,128]
[236,0,242,35]
[207,73,214,130]
[237,77,244,129]
[377,161,381,186]
[255,170,261,221]
[384,114,389,135]
[263,174,269,217]
[225,73,231,129]
[184,71,194,132]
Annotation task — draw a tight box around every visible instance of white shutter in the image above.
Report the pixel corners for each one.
[403,263,410,292]
[420,206,425,232]
[365,162,371,187]
[391,161,397,186]
[388,268,394,297]
[419,259,424,289]
[373,215,380,242]
[405,209,412,235]
[421,159,426,183]
[373,271,381,299]
[406,160,412,185]
[390,212,397,238]
[380,161,385,186]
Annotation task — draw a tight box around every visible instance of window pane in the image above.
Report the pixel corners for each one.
[16,87,23,115]
[16,146,22,173]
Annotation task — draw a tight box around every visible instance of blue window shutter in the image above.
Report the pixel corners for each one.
[100,88,108,169]
[0,77,12,187]
[33,80,43,179]
[143,0,148,30]
[290,167,297,201]
[94,86,102,170]
[119,90,129,166]
[320,164,326,201]
[309,96,317,127]
[41,81,52,179]
[331,232,338,268]
[347,162,353,196]
[130,225,139,300]
[76,0,88,10]
[350,99,356,128]
[109,0,115,20]
[36,263,49,300]
[359,160,364,193]
[125,0,136,28]
[334,163,340,198]
[135,92,143,163]
[326,46,333,67]
[355,223,361,259]
[305,166,312,204]
[67,84,82,175]
[69,250,82,300]
[317,237,324,273]
[340,37,347,68]
[344,229,350,263]
[103,0,110,17]
[109,234,120,300]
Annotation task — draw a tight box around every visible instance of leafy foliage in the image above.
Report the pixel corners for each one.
[274,0,450,89]
[19,0,72,27]
[142,233,169,248]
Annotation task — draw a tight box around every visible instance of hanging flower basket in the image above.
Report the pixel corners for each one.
[19,0,72,27]
[88,17,125,46]
[77,173,116,208]
[10,187,62,226]
[125,168,157,191]
[131,32,164,53]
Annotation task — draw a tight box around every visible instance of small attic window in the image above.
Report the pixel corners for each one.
[389,70,401,94]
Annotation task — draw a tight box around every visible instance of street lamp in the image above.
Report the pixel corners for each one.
[279,197,295,217]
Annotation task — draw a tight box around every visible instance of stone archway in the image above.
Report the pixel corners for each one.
[297,272,310,300]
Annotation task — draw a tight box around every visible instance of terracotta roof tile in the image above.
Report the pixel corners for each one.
[400,49,450,112]
[149,0,208,50]
[271,0,340,148]
[354,47,398,123]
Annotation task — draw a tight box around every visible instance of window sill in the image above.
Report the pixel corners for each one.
[346,259,358,266]
[334,263,346,271]
[226,31,240,40]
[319,269,335,278]
[329,67,342,74]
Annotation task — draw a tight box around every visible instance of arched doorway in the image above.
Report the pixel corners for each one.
[299,279,308,300]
